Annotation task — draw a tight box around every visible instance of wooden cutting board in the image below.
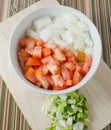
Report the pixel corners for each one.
[0,0,111,130]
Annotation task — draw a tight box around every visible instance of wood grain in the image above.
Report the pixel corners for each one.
[0,0,111,130]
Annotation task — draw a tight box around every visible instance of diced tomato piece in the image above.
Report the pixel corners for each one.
[47,64,60,75]
[75,64,82,72]
[35,69,49,89]
[32,46,42,58]
[41,55,55,65]
[85,55,92,67]
[61,67,71,80]
[53,48,66,61]
[18,49,30,72]
[53,85,68,90]
[52,75,64,87]
[63,62,75,71]
[65,50,76,62]
[18,49,30,61]
[80,64,89,75]
[77,51,86,62]
[52,54,61,66]
[36,39,45,46]
[73,71,82,85]
[65,80,73,86]
[24,67,37,83]
[80,55,92,75]
[35,81,42,87]
[20,38,35,50]
[26,57,41,66]
[42,47,51,57]
[46,75,54,86]
[18,56,28,72]
[42,65,49,75]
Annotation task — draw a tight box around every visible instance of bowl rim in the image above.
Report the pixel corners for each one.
[9,5,102,95]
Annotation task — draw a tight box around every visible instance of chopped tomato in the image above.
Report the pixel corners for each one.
[24,67,37,83]
[85,55,92,67]
[32,46,42,58]
[36,81,42,87]
[35,69,49,89]
[47,64,60,75]
[65,79,73,86]
[65,50,76,62]
[80,55,92,75]
[26,57,41,66]
[46,75,54,86]
[63,62,75,71]
[41,55,55,65]
[73,71,81,85]
[53,85,68,90]
[75,64,82,72]
[42,47,51,57]
[20,38,35,50]
[52,75,64,87]
[61,67,71,80]
[36,39,45,46]
[18,49,30,60]
[42,65,49,75]
[53,48,66,61]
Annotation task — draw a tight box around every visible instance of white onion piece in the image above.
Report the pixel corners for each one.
[61,31,74,44]
[77,21,89,32]
[33,16,52,29]
[84,47,93,55]
[39,29,52,42]
[26,29,39,39]
[59,120,68,128]
[61,14,80,23]
[73,122,84,130]
[85,37,93,47]
[67,117,73,126]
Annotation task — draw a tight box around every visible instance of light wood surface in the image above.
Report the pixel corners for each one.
[0,0,111,130]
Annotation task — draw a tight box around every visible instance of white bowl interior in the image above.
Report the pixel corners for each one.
[9,5,102,95]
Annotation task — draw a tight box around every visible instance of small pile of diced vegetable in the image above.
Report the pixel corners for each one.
[42,90,89,130]
[18,13,93,90]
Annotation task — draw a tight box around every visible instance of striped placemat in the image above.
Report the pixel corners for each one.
[0,0,111,130]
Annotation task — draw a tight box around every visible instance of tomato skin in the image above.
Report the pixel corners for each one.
[41,55,55,65]
[26,57,42,66]
[35,69,49,89]
[73,71,81,85]
[53,48,66,61]
[63,62,75,71]
[42,47,52,57]
[53,85,68,90]
[52,75,64,87]
[36,39,45,46]
[61,67,71,80]
[24,67,37,83]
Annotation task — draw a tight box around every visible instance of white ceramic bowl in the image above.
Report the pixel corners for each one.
[9,5,102,95]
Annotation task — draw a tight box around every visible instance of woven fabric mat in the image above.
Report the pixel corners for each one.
[0,0,111,130]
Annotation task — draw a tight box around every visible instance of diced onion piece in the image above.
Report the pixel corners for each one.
[77,21,89,32]
[59,94,67,100]
[61,14,80,23]
[74,38,85,51]
[85,38,93,47]
[67,117,73,126]
[61,31,74,44]
[55,39,67,47]
[26,29,39,39]
[73,122,84,130]
[59,120,68,128]
[33,16,52,29]
[56,110,63,120]
[39,28,52,42]
[84,47,93,55]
